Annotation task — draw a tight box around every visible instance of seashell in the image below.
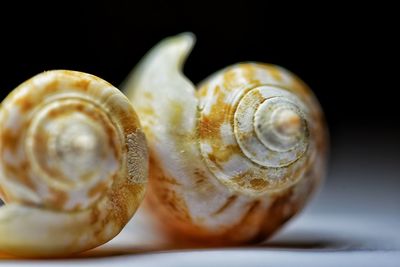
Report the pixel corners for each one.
[0,70,148,257]
[123,33,328,245]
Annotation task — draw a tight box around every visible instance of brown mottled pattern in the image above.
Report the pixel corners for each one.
[153,198,264,245]
[239,63,263,86]
[80,180,145,255]
[141,155,199,243]
[14,97,34,113]
[147,155,191,222]
[48,187,69,209]
[1,128,20,156]
[197,63,324,193]
[31,100,120,191]
[152,179,316,246]
[249,178,269,190]
[193,168,216,196]
[106,181,144,228]
[73,78,91,91]
[87,181,110,199]
[212,195,238,215]
[0,187,6,202]
[258,64,283,81]
[222,68,242,89]
[198,84,243,167]
[2,162,36,194]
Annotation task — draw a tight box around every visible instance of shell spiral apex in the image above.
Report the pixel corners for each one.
[0,70,148,257]
[123,33,328,245]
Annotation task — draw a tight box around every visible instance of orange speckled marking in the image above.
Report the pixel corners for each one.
[80,171,96,183]
[212,195,238,215]
[1,128,20,157]
[193,169,207,186]
[197,84,209,98]
[151,156,181,186]
[241,200,262,226]
[151,172,191,223]
[207,145,242,164]
[30,100,120,189]
[74,78,91,91]
[249,88,265,104]
[3,161,36,194]
[239,64,262,86]
[49,187,69,209]
[143,91,153,100]
[259,189,298,238]
[106,182,132,228]
[140,106,156,116]
[169,101,185,129]
[136,105,156,142]
[88,181,110,199]
[90,205,101,225]
[191,168,218,200]
[198,85,242,166]
[147,155,191,223]
[249,178,269,190]
[230,172,271,192]
[43,79,60,93]
[0,186,6,202]
[259,64,283,81]
[14,97,34,113]
[222,69,241,89]
[163,189,191,221]
[167,99,198,154]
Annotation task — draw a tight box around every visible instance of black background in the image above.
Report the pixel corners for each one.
[0,1,398,143]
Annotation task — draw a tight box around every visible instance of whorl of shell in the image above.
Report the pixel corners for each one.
[198,67,311,195]
[124,33,327,244]
[0,70,148,257]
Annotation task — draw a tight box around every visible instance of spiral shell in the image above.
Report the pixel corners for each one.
[0,70,148,256]
[198,70,312,195]
[124,33,327,245]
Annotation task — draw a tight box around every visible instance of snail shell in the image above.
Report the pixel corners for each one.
[123,33,327,245]
[0,70,148,256]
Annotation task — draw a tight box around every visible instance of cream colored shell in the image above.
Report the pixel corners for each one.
[0,70,148,257]
[124,33,327,244]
